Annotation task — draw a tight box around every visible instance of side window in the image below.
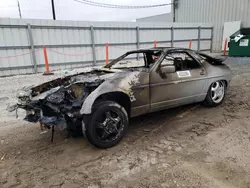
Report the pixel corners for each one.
[168,52,201,70]
[112,53,145,68]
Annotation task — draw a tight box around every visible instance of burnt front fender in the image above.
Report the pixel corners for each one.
[80,71,141,115]
[80,81,130,114]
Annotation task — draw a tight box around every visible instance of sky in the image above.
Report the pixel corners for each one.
[0,0,171,21]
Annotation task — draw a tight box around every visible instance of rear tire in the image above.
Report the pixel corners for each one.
[204,80,226,107]
[83,101,129,149]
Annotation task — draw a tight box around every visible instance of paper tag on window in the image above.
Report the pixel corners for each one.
[177,71,191,78]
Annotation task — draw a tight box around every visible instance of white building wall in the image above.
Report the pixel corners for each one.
[175,0,250,51]
[136,0,250,51]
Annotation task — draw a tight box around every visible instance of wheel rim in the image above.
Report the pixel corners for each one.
[94,110,124,143]
[211,81,225,103]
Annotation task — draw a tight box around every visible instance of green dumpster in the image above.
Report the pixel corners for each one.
[229,28,250,57]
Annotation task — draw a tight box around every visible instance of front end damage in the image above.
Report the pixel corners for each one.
[9,70,114,141]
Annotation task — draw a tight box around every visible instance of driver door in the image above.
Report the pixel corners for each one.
[150,57,187,112]
[150,51,207,112]
[169,51,208,102]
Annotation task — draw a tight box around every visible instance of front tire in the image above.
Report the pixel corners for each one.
[204,80,226,107]
[83,101,129,149]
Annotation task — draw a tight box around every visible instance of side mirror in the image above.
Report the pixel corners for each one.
[161,65,176,74]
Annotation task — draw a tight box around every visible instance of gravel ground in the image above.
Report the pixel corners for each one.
[1,57,250,188]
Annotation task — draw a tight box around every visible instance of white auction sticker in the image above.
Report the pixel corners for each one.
[177,71,191,78]
[239,39,249,47]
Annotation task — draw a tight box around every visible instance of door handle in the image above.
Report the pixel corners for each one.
[200,69,205,75]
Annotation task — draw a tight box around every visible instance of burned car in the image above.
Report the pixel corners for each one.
[9,47,232,148]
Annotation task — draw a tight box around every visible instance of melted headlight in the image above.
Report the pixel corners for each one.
[18,96,31,105]
[17,89,32,105]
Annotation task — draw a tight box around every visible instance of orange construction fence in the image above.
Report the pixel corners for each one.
[106,43,109,65]
[43,46,50,73]
[1,40,229,72]
[223,38,228,56]
[189,40,192,49]
[154,40,157,48]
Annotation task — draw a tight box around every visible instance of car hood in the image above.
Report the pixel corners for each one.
[17,68,135,100]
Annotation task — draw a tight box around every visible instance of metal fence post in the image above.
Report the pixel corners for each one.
[198,26,201,52]
[27,24,37,73]
[210,27,214,53]
[90,26,97,65]
[136,26,140,60]
[171,26,174,47]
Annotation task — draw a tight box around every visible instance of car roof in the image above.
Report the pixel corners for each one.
[127,47,193,54]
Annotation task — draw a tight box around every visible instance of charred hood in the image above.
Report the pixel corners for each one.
[31,69,117,97]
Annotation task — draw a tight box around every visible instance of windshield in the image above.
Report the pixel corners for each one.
[104,50,163,69]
